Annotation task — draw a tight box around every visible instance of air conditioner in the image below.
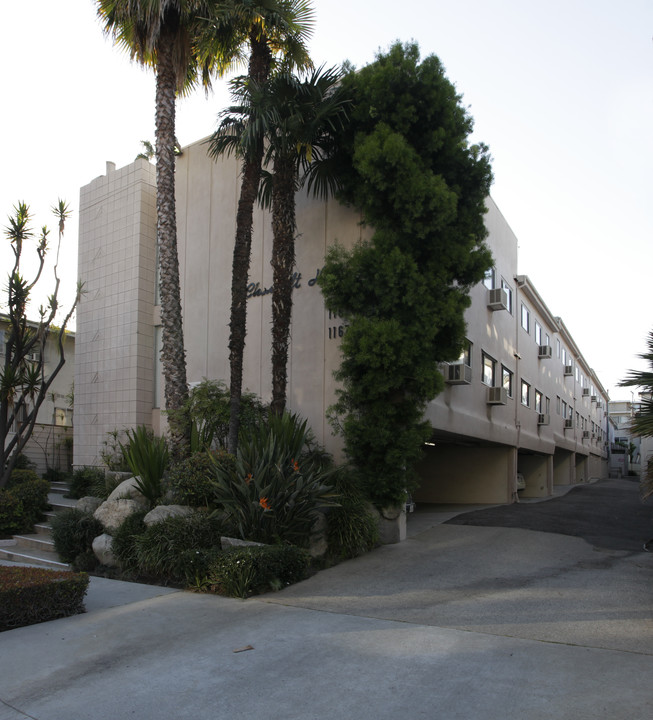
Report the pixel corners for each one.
[582,430,590,439]
[582,388,590,397]
[564,419,573,429]
[591,395,598,403]
[487,288,509,311]
[487,386,508,405]
[596,402,603,409]
[538,345,552,359]
[537,413,550,426]
[564,365,573,376]
[445,363,472,385]
[25,351,40,362]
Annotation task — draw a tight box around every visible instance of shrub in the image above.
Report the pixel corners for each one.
[326,468,379,560]
[120,426,169,507]
[100,428,130,471]
[67,466,105,499]
[6,468,41,489]
[210,412,338,547]
[168,450,235,507]
[0,566,89,631]
[43,467,69,483]
[0,479,49,535]
[179,546,224,590]
[51,508,104,565]
[10,479,50,529]
[209,545,311,598]
[12,453,36,471]
[112,510,148,571]
[0,490,24,536]
[133,512,224,581]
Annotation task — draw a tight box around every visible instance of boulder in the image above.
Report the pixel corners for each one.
[107,476,149,507]
[144,504,193,526]
[76,496,103,514]
[94,498,144,533]
[92,533,119,567]
[378,504,406,544]
[221,536,265,548]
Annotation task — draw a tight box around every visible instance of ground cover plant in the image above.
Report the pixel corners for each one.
[50,508,103,569]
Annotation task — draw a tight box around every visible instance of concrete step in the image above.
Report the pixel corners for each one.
[49,482,70,496]
[0,542,70,570]
[33,523,52,536]
[49,495,77,512]
[12,533,58,555]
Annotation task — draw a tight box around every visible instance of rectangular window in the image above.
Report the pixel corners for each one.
[482,352,496,386]
[483,267,495,290]
[501,278,513,314]
[521,380,531,407]
[556,338,561,359]
[502,366,513,398]
[535,390,543,413]
[521,304,530,333]
[576,411,580,428]
[575,367,580,382]
[556,396,561,415]
[546,396,551,414]
[562,400,568,418]
[534,321,542,346]
[454,339,472,366]
[544,333,550,347]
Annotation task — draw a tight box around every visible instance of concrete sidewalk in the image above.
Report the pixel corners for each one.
[1,481,652,719]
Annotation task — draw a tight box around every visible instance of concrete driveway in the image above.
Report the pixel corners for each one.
[1,478,652,719]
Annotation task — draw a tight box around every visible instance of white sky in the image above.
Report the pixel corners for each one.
[1,0,651,401]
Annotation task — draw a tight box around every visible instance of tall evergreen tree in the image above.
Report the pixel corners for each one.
[318,42,493,509]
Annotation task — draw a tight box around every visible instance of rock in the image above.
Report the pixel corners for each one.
[144,504,193,526]
[94,498,144,533]
[107,476,149,507]
[309,512,328,558]
[76,496,103,514]
[92,533,118,567]
[221,536,265,548]
[378,504,406,544]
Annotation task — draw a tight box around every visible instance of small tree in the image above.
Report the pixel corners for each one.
[1,202,81,488]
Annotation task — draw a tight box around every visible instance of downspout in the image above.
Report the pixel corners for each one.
[513,277,524,501]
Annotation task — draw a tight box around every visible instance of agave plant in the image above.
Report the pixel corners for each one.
[210,412,338,547]
[120,426,169,507]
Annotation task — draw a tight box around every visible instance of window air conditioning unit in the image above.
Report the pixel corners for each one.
[537,413,550,426]
[596,402,603,409]
[582,430,590,439]
[445,363,472,385]
[564,365,573,376]
[538,345,552,359]
[564,419,573,429]
[25,351,40,362]
[487,288,509,311]
[591,395,598,403]
[582,388,590,397]
[487,386,508,405]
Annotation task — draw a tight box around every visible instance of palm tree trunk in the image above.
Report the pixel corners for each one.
[155,27,189,458]
[227,33,271,454]
[270,154,297,416]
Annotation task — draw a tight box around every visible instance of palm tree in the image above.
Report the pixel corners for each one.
[96,1,223,457]
[206,0,314,453]
[215,66,348,414]
[620,330,653,499]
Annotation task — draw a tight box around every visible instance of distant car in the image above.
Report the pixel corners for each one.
[516,473,526,491]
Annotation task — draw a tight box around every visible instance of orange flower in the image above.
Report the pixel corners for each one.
[245,473,253,485]
[259,497,271,510]
[291,458,299,472]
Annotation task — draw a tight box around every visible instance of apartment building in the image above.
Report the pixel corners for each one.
[1,316,75,473]
[74,140,609,502]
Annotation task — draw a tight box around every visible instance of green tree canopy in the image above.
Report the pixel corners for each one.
[318,42,493,509]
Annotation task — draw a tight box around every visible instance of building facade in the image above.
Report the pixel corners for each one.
[74,140,609,502]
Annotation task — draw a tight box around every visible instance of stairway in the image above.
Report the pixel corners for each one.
[0,481,75,569]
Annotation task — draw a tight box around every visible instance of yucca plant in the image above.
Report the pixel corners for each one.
[120,426,169,507]
[210,412,338,547]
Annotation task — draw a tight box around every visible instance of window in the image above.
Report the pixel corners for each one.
[535,390,543,413]
[534,321,542,346]
[521,380,531,407]
[521,304,530,333]
[544,333,550,347]
[576,411,580,428]
[453,339,472,367]
[562,400,568,418]
[502,366,513,397]
[501,278,513,313]
[482,352,496,386]
[556,338,561,359]
[575,367,580,382]
[556,396,561,415]
[546,396,551,414]
[483,267,495,290]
